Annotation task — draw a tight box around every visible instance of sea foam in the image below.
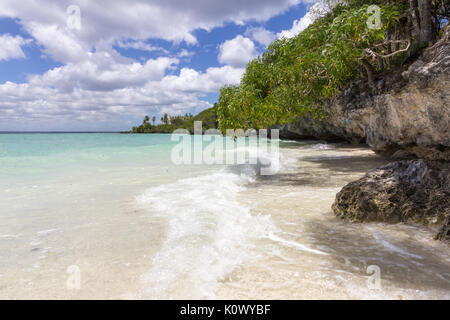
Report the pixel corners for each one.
[137,162,278,299]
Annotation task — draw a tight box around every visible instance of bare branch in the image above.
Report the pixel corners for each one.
[363,40,411,59]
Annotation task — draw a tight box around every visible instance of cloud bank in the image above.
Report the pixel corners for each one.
[0,0,318,130]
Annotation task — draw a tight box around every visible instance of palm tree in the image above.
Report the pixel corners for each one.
[143,115,150,124]
[152,116,156,126]
[161,113,169,124]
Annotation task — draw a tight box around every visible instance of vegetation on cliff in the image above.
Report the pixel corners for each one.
[217,0,448,133]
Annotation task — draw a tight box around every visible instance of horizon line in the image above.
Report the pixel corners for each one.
[0,131,122,133]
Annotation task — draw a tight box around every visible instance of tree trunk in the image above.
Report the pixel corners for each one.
[418,0,434,46]
[361,60,375,85]
[409,0,421,42]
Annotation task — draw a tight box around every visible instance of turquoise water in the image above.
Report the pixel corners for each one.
[1,134,449,299]
[0,133,282,299]
[0,133,166,158]
[0,134,177,185]
[0,133,232,298]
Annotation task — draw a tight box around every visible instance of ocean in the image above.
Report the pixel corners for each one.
[0,133,449,299]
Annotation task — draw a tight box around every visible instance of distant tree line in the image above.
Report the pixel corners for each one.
[125,105,218,134]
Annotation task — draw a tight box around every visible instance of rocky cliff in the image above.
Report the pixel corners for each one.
[281,30,450,240]
[281,29,450,161]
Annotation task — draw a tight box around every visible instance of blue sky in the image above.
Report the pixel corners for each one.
[0,0,320,131]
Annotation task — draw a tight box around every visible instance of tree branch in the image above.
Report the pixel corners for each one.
[363,40,411,59]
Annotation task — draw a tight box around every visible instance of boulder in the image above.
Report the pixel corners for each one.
[332,160,450,240]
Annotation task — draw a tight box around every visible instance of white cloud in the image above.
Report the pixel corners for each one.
[177,49,195,58]
[245,27,276,46]
[160,65,245,93]
[0,51,244,129]
[28,56,179,92]
[0,0,318,130]
[0,34,31,61]
[117,40,169,54]
[278,2,328,39]
[0,0,306,64]
[218,35,258,68]
[25,22,89,63]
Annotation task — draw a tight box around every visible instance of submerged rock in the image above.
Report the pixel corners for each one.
[332,160,450,240]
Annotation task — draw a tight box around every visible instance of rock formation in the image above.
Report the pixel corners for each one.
[332,160,449,240]
[281,29,449,161]
[281,29,450,240]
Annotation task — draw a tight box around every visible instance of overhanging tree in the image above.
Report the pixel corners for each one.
[217,0,447,133]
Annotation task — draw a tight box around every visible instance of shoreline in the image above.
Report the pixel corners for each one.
[217,143,450,299]
[1,136,449,299]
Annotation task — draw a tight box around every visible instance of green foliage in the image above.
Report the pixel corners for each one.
[128,106,218,134]
[161,113,169,125]
[217,0,404,132]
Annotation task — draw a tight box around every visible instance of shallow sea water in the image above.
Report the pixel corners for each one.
[0,134,448,299]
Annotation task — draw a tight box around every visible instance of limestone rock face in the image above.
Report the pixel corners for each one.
[283,31,450,240]
[332,160,450,240]
[281,29,450,161]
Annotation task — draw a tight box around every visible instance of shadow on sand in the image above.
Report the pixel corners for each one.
[252,153,391,188]
[305,217,450,293]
